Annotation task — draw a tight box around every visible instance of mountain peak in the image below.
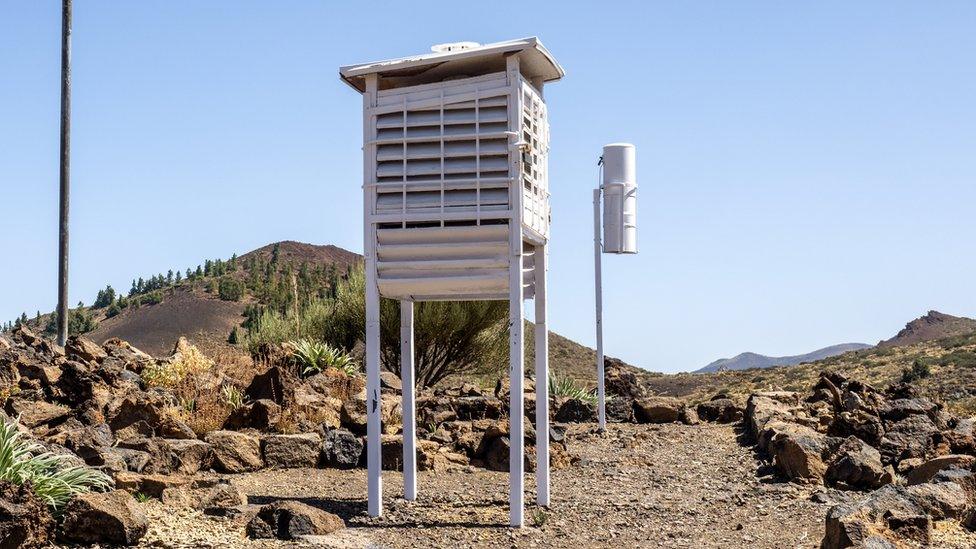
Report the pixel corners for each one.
[879,310,976,348]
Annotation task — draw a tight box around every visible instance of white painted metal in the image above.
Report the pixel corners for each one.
[340,37,564,92]
[593,187,606,431]
[506,53,526,529]
[400,301,416,501]
[345,41,555,302]
[601,143,638,254]
[363,74,383,518]
[534,243,550,506]
[342,37,562,527]
[593,144,638,432]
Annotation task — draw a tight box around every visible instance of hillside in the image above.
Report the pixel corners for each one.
[524,325,644,387]
[86,287,246,356]
[879,310,976,347]
[9,241,361,356]
[696,343,871,373]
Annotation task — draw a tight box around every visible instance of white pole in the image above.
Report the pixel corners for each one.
[534,244,550,507]
[400,300,416,501]
[509,240,525,527]
[594,187,606,431]
[506,53,525,528]
[363,73,383,518]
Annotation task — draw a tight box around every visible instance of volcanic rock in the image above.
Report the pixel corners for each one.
[246,501,344,540]
[633,397,682,424]
[320,428,363,469]
[0,481,55,549]
[262,433,321,469]
[204,430,263,473]
[696,398,743,423]
[59,490,148,546]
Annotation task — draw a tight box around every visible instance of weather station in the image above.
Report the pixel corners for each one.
[340,37,564,527]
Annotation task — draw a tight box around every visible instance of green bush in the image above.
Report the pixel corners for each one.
[242,266,507,387]
[0,419,111,510]
[218,277,244,302]
[901,359,932,383]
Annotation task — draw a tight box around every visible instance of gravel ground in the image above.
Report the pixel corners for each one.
[127,422,852,548]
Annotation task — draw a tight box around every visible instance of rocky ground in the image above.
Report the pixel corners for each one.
[118,423,827,548]
[6,325,976,548]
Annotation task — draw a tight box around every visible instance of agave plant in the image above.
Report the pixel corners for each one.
[291,339,359,377]
[0,418,112,510]
[548,374,597,404]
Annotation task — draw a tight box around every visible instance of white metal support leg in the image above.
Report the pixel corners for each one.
[365,269,382,516]
[363,72,382,518]
[594,187,606,431]
[509,246,525,527]
[400,300,416,501]
[534,244,550,507]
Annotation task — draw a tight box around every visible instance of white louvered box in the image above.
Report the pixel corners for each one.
[341,38,563,302]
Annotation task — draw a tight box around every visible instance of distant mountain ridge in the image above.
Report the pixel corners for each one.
[696,343,872,373]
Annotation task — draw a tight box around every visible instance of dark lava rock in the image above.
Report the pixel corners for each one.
[320,428,363,469]
[59,490,148,546]
[554,398,595,423]
[0,481,55,549]
[246,501,344,540]
[696,398,743,423]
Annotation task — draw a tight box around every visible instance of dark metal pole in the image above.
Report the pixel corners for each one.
[56,0,71,346]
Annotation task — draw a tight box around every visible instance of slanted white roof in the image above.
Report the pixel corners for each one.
[339,37,564,93]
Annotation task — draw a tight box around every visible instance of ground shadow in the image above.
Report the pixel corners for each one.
[247,495,510,529]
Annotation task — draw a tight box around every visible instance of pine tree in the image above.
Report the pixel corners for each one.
[167,270,174,285]
[175,270,182,283]
[94,285,116,308]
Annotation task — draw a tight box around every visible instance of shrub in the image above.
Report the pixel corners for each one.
[290,339,358,377]
[142,291,163,306]
[548,374,596,404]
[242,266,507,387]
[901,359,932,383]
[143,341,213,388]
[0,419,111,510]
[218,277,244,302]
[105,302,122,319]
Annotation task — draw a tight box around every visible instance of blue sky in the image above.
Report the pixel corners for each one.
[1,2,974,372]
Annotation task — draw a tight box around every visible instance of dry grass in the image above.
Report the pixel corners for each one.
[142,341,264,436]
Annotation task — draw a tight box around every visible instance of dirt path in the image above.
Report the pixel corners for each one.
[133,423,843,548]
